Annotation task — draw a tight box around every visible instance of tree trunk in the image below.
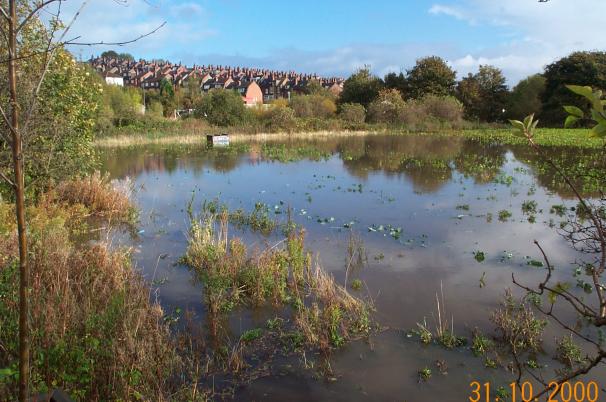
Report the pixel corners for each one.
[8,1,30,401]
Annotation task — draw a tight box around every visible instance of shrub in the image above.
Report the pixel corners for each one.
[367,89,407,124]
[0,195,177,400]
[194,89,247,127]
[419,95,464,123]
[263,105,297,132]
[339,103,366,124]
[290,94,336,119]
[54,171,136,224]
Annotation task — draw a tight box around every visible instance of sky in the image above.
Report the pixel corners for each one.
[57,0,606,86]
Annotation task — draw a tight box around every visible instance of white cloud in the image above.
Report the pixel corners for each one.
[427,0,606,84]
[428,4,476,24]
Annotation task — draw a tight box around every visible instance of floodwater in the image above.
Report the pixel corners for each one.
[100,134,605,401]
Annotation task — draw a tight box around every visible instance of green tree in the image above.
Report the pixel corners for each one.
[540,51,606,126]
[118,52,134,61]
[101,50,119,59]
[339,67,384,108]
[475,65,508,122]
[456,73,481,120]
[507,74,546,120]
[406,56,456,100]
[384,71,407,96]
[456,65,508,122]
[194,89,247,126]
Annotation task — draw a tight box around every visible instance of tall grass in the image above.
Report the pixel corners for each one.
[0,182,183,401]
[182,205,373,353]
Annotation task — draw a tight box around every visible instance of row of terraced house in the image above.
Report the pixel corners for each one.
[90,56,344,106]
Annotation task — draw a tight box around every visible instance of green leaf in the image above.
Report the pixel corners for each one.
[589,123,606,138]
[523,114,534,129]
[563,105,584,118]
[566,85,594,100]
[564,115,580,128]
[591,109,606,125]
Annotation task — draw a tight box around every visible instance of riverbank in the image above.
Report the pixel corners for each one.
[94,127,604,149]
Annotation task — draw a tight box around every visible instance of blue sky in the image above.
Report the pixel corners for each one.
[60,0,606,86]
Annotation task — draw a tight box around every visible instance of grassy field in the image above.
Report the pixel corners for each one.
[94,126,604,149]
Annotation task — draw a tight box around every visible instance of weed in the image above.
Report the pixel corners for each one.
[474,251,486,263]
[550,204,567,217]
[351,279,363,291]
[240,328,263,343]
[555,334,586,369]
[471,331,494,357]
[521,200,538,215]
[491,291,547,354]
[456,204,470,211]
[498,210,512,222]
[418,367,432,382]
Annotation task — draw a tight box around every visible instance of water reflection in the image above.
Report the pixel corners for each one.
[100,134,603,198]
[99,134,605,401]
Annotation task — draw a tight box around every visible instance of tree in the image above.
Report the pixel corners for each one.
[194,89,247,127]
[0,2,163,400]
[540,51,606,126]
[101,50,119,59]
[506,74,546,120]
[456,65,508,122]
[456,73,481,120]
[339,67,383,108]
[405,56,456,100]
[475,65,508,122]
[118,52,134,61]
[383,71,407,96]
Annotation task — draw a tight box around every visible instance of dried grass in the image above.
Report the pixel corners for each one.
[54,171,135,223]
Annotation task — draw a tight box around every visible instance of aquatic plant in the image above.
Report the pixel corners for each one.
[182,206,373,354]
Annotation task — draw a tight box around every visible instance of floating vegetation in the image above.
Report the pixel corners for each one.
[351,279,363,291]
[550,204,568,217]
[473,251,486,263]
[526,258,544,268]
[498,210,512,222]
[521,200,538,215]
[494,173,514,186]
[456,204,470,211]
[261,143,332,163]
[367,224,403,240]
[418,367,432,382]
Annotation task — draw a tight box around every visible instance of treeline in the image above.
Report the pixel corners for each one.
[96,50,606,135]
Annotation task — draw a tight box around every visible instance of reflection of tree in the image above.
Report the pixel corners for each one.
[511,145,605,198]
[454,142,507,184]
[340,135,463,192]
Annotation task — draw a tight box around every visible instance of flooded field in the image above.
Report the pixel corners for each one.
[100,134,605,401]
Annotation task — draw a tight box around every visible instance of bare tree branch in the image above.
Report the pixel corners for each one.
[16,0,60,33]
[0,169,15,188]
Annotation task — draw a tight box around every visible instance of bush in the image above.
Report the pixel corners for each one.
[339,103,366,124]
[194,89,247,127]
[367,89,407,124]
[290,94,336,119]
[0,189,177,400]
[263,105,297,132]
[419,95,464,122]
